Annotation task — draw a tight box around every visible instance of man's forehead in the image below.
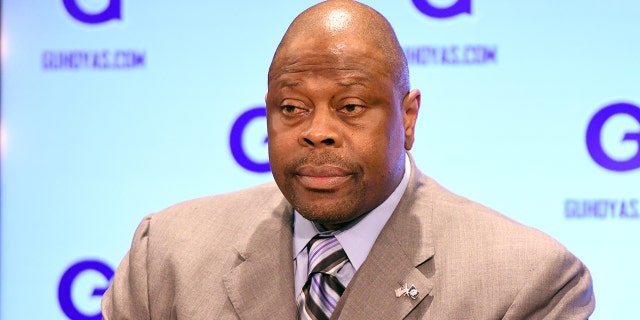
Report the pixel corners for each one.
[269,57,389,88]
[269,37,387,77]
[268,1,409,94]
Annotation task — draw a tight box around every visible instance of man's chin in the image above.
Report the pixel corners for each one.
[295,202,364,229]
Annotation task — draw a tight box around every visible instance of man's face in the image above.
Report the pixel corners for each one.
[266,35,416,229]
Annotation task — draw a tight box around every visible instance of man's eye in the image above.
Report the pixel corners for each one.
[281,105,305,115]
[338,104,364,115]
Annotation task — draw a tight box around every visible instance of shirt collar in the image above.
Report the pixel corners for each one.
[292,155,412,270]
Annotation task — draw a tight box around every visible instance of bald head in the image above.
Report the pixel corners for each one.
[265,1,421,229]
[269,0,410,95]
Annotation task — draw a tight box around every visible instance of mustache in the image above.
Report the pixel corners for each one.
[283,152,360,173]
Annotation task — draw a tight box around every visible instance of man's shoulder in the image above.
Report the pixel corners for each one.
[415,173,568,256]
[161,182,284,214]
[397,171,594,319]
[143,182,287,241]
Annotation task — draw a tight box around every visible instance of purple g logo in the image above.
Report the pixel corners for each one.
[58,259,114,320]
[63,0,121,24]
[412,0,471,19]
[229,106,271,173]
[586,102,640,172]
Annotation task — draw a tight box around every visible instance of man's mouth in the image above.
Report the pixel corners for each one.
[295,165,353,190]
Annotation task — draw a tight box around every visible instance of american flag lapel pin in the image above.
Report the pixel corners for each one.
[395,282,419,300]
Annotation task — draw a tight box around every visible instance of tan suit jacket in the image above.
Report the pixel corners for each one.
[102,162,595,319]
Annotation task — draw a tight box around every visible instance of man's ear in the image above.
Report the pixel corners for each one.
[402,89,421,150]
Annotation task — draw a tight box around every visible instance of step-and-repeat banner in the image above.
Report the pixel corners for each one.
[1,1,638,319]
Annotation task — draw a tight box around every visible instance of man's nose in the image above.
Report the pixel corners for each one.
[298,108,342,148]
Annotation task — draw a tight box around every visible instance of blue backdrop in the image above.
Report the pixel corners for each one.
[1,1,639,318]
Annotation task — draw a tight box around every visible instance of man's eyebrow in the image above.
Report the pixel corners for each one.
[279,81,300,88]
[337,80,367,87]
[275,77,368,89]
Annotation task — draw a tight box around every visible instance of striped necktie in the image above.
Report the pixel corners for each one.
[297,235,349,320]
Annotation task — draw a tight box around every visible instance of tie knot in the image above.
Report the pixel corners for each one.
[307,235,348,276]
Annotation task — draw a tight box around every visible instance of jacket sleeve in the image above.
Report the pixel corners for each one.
[102,215,153,320]
[503,247,595,319]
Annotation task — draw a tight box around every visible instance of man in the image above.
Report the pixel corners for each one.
[102,0,595,319]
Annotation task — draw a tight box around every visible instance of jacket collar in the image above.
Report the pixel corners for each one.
[222,198,297,319]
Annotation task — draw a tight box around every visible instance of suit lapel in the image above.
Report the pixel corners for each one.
[334,158,436,320]
[222,199,297,319]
